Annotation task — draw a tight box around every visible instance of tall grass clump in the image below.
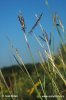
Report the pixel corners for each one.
[17,9,66,100]
[0,1,66,100]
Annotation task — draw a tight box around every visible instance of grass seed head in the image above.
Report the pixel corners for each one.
[29,13,43,34]
[18,14,25,32]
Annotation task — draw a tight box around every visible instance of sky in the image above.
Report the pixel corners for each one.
[0,0,66,67]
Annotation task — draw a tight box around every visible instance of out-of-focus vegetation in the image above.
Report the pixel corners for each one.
[0,44,66,100]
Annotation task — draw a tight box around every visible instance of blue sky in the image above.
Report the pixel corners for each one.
[0,0,66,67]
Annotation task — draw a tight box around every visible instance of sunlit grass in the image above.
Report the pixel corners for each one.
[0,1,66,100]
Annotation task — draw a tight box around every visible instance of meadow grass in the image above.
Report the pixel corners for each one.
[0,1,66,100]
